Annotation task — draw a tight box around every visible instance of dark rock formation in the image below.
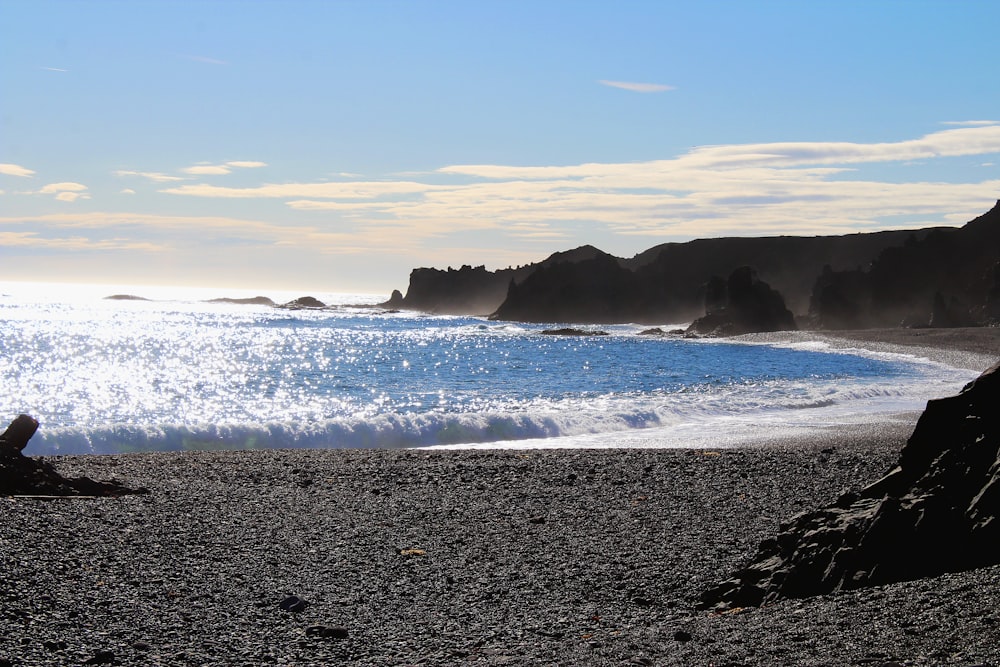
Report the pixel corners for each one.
[280,296,326,309]
[0,415,147,496]
[810,200,1000,327]
[700,360,1000,611]
[807,265,871,329]
[394,264,528,316]
[491,251,640,323]
[104,294,150,301]
[389,201,1000,326]
[382,289,404,308]
[686,267,796,336]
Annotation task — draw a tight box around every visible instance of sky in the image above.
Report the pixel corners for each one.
[2,0,999,296]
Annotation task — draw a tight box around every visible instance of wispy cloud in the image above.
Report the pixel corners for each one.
[0,231,161,251]
[0,163,36,178]
[40,66,69,73]
[599,80,675,93]
[180,161,268,176]
[941,120,999,127]
[183,54,228,66]
[162,180,439,199]
[115,169,186,183]
[155,124,1000,245]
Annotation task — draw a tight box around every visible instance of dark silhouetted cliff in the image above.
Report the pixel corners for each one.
[388,202,1000,327]
[808,200,1000,328]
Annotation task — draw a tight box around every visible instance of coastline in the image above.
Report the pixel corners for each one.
[733,326,1000,372]
[3,327,999,665]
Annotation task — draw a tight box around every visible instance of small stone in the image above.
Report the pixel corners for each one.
[673,630,692,642]
[278,595,308,613]
[305,625,349,639]
[83,650,115,665]
[528,515,546,524]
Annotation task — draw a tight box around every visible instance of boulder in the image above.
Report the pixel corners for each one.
[686,266,797,336]
[700,360,1000,610]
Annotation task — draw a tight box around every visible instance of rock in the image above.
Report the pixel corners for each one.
[278,595,309,612]
[673,630,692,642]
[382,289,404,307]
[929,292,973,328]
[281,296,326,309]
[687,266,797,336]
[103,294,149,301]
[305,625,349,639]
[700,360,1000,610]
[83,650,115,664]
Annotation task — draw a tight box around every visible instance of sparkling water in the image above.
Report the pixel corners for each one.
[0,283,978,454]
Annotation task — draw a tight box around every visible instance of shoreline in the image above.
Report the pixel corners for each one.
[733,326,1000,372]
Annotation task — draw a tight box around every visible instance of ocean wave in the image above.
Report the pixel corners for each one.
[29,370,971,455]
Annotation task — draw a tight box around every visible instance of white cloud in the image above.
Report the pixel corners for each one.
[40,66,69,73]
[39,182,88,194]
[33,182,91,201]
[120,188,136,195]
[599,80,675,93]
[226,161,267,169]
[182,165,232,176]
[180,160,269,175]
[115,170,185,183]
[941,120,999,127]
[113,124,1000,250]
[0,163,36,178]
[162,180,439,199]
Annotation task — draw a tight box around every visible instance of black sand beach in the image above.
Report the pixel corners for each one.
[2,329,999,666]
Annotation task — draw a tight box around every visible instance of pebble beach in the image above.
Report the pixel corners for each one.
[2,328,999,667]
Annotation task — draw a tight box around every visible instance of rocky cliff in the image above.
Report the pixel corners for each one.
[388,202,1000,327]
[809,200,1000,328]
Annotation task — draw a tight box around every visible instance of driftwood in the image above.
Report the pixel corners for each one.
[0,414,147,497]
[0,414,39,455]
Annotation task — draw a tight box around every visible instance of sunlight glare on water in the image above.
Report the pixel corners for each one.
[0,284,980,454]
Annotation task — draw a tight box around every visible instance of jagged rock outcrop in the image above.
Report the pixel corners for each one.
[809,200,1000,328]
[700,360,1000,611]
[807,265,871,329]
[490,251,640,323]
[394,264,528,315]
[0,415,147,496]
[686,267,796,336]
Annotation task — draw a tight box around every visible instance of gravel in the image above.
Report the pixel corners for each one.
[3,421,999,666]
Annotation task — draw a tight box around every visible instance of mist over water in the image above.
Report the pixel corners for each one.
[0,285,978,455]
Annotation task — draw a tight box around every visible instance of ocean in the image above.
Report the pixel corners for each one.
[0,282,979,455]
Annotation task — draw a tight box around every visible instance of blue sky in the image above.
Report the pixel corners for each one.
[2,0,999,295]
